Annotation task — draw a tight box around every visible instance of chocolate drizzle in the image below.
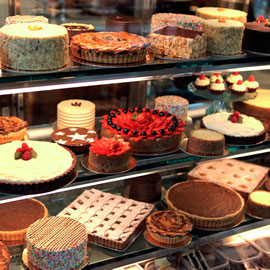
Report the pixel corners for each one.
[154,26,204,38]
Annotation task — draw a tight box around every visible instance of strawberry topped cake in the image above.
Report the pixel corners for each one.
[209,79,226,95]
[230,80,247,96]
[100,107,186,154]
[88,137,131,173]
[244,75,259,93]
[194,74,210,90]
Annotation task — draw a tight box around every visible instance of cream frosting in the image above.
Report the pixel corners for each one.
[203,112,265,137]
[210,73,224,83]
[245,80,259,89]
[195,76,210,86]
[0,140,73,183]
[231,82,246,92]
[210,82,226,91]
[227,73,243,84]
[203,18,244,28]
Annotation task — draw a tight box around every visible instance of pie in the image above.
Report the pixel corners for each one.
[0,241,10,270]
[166,181,245,228]
[70,32,150,64]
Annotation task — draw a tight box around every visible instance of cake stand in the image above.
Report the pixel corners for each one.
[188,83,258,115]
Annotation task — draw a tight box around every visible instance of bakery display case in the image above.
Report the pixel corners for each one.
[0,1,270,270]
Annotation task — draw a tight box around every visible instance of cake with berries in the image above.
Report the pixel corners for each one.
[51,127,97,154]
[88,137,131,173]
[0,116,28,144]
[194,74,210,90]
[230,80,247,96]
[0,141,76,193]
[209,79,226,95]
[100,108,186,154]
[244,75,259,93]
[243,16,270,54]
[0,241,10,270]
[202,111,266,144]
[226,72,243,86]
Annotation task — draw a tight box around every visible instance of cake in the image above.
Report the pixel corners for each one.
[5,15,48,24]
[234,89,270,121]
[149,26,207,59]
[0,140,76,194]
[202,19,244,55]
[230,80,247,96]
[209,79,226,95]
[61,22,94,40]
[0,23,69,71]
[244,75,259,93]
[155,95,189,122]
[150,13,204,33]
[57,99,95,130]
[146,210,193,245]
[201,111,266,144]
[0,198,48,245]
[166,181,245,228]
[70,32,150,64]
[226,72,243,86]
[210,72,224,83]
[196,7,247,23]
[187,128,225,156]
[188,159,269,199]
[51,127,97,154]
[0,241,10,270]
[100,107,186,154]
[193,74,210,90]
[0,116,28,144]
[242,16,270,54]
[88,137,131,173]
[58,188,154,250]
[26,216,88,270]
[128,173,162,202]
[106,15,142,35]
[246,190,270,219]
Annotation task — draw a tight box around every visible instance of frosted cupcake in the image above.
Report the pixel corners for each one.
[226,71,243,86]
[230,80,247,96]
[210,73,224,83]
[194,74,210,90]
[209,79,226,95]
[244,75,259,93]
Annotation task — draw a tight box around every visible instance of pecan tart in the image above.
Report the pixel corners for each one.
[166,181,245,228]
[70,32,150,64]
[0,241,10,270]
[0,116,28,144]
[146,210,193,245]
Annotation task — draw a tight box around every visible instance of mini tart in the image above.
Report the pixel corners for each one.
[146,210,193,245]
[0,198,48,245]
[209,79,226,95]
[61,23,94,40]
[230,81,247,96]
[246,190,270,219]
[0,116,28,144]
[194,74,210,90]
[226,72,243,86]
[0,241,10,270]
[166,181,245,228]
[244,75,259,93]
[71,32,150,64]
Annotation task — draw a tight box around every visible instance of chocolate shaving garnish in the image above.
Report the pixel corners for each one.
[71,102,82,107]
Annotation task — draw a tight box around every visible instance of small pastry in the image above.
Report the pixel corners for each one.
[210,72,224,83]
[226,71,243,86]
[244,75,259,93]
[209,79,226,95]
[194,74,210,90]
[230,80,247,96]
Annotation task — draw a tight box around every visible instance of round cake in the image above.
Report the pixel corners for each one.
[187,128,225,156]
[0,23,69,71]
[0,241,10,270]
[246,190,270,219]
[0,116,28,144]
[57,99,96,130]
[51,127,97,154]
[100,108,186,154]
[196,7,247,23]
[70,32,150,64]
[201,111,266,144]
[166,181,245,228]
[26,216,88,270]
[146,210,193,245]
[0,198,48,245]
[5,15,48,24]
[0,140,76,193]
[88,137,131,173]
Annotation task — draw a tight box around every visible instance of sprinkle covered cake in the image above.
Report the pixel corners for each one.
[0,23,69,71]
[26,216,88,270]
[100,107,186,154]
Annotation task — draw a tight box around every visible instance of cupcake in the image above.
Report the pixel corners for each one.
[244,75,259,93]
[194,74,210,90]
[210,72,224,83]
[230,80,247,96]
[209,79,226,95]
[226,71,243,86]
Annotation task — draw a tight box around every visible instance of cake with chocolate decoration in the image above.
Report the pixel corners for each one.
[61,23,94,40]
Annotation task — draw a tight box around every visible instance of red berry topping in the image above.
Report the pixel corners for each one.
[233,72,239,76]
[233,111,240,117]
[28,147,33,151]
[257,15,266,23]
[16,148,23,152]
[214,73,219,77]
[237,80,243,85]
[22,142,29,152]
[232,116,238,123]
[199,74,205,80]
[248,75,255,82]
[216,79,221,84]
[22,151,31,161]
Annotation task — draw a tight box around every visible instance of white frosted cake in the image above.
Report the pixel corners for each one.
[57,99,96,130]
[0,23,69,71]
